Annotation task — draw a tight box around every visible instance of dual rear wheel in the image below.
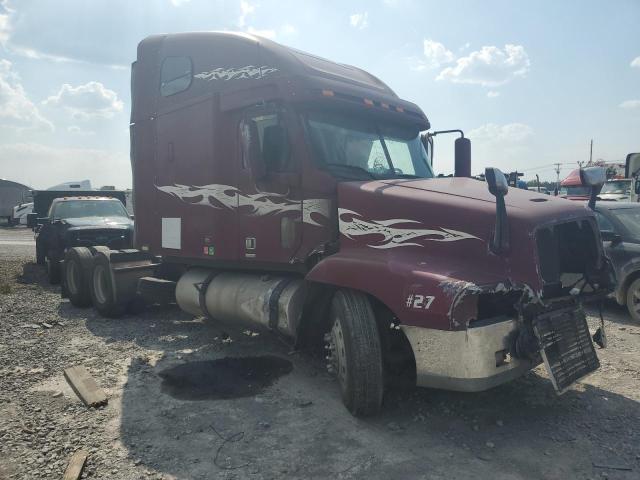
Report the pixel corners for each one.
[63,248,126,317]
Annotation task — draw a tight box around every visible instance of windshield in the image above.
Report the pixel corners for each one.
[52,200,128,219]
[305,110,433,180]
[612,209,640,237]
[601,180,631,195]
[563,186,590,196]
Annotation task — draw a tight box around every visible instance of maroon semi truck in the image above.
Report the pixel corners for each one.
[62,32,613,416]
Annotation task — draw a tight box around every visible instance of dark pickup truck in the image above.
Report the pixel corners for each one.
[30,194,133,283]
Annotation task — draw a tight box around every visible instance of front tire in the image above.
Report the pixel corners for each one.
[626,278,640,323]
[327,289,384,416]
[64,247,94,307]
[90,253,125,318]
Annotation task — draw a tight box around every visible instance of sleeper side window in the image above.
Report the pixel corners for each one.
[240,110,291,173]
[160,56,192,97]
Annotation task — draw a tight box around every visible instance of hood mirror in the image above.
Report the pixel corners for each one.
[580,166,606,210]
[485,167,509,195]
[580,166,606,187]
[485,167,509,255]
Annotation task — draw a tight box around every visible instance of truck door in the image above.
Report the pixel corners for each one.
[237,104,302,265]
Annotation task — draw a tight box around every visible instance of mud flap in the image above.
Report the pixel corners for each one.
[533,307,600,394]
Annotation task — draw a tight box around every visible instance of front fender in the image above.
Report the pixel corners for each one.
[616,257,640,304]
[306,251,511,331]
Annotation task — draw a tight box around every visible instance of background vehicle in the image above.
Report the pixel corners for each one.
[624,152,640,202]
[594,202,640,321]
[32,193,132,284]
[559,169,591,200]
[10,180,94,225]
[0,179,31,225]
[599,179,632,202]
[64,32,612,416]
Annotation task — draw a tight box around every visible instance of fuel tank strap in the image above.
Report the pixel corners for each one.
[268,277,295,330]
[196,271,218,319]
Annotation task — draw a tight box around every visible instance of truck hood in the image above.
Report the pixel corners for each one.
[62,216,133,228]
[377,177,588,219]
[337,177,599,292]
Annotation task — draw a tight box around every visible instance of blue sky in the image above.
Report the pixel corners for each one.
[0,0,638,188]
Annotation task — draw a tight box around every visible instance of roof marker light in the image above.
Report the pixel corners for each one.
[363,98,374,106]
[395,106,404,113]
[322,89,334,97]
[381,102,389,109]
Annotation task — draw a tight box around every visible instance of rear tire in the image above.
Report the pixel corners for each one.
[46,251,61,285]
[626,278,640,323]
[90,253,125,318]
[327,289,384,417]
[64,247,94,307]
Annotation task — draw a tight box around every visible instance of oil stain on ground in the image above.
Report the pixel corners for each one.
[159,355,293,400]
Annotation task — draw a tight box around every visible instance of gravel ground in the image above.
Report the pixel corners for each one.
[1,225,639,480]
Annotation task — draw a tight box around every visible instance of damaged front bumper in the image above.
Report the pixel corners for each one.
[401,318,537,392]
[402,305,602,393]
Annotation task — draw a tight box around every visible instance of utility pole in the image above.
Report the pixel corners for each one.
[589,139,593,164]
[554,163,561,195]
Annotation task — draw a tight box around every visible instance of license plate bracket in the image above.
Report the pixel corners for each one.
[533,307,600,393]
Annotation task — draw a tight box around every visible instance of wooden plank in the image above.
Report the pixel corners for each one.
[63,366,108,407]
[63,450,89,480]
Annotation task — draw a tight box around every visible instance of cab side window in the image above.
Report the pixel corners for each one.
[160,56,192,97]
[240,111,291,173]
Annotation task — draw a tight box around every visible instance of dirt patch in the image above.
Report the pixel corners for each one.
[159,356,293,400]
[1,241,639,480]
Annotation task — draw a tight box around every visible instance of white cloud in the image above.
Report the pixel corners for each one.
[43,81,123,120]
[247,26,276,39]
[281,24,297,35]
[631,56,640,68]
[466,123,534,174]
[0,11,10,45]
[620,99,640,110]
[238,0,255,28]
[422,39,454,68]
[469,123,533,143]
[0,0,13,45]
[0,59,53,132]
[349,12,368,30]
[67,125,95,135]
[487,91,500,98]
[0,143,130,189]
[437,44,530,87]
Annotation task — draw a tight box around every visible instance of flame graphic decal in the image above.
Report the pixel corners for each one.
[338,208,481,249]
[194,65,278,82]
[155,183,329,227]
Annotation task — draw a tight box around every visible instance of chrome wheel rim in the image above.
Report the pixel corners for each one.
[93,265,108,305]
[632,287,640,313]
[327,318,348,390]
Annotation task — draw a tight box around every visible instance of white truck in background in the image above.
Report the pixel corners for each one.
[10,180,93,225]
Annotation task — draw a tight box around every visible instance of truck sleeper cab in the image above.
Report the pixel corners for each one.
[68,32,612,416]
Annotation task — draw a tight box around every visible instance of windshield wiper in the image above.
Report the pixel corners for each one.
[324,163,377,180]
